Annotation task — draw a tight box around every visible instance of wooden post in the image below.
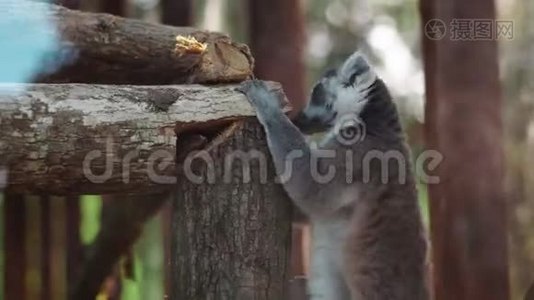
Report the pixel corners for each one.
[41,196,51,300]
[4,193,27,300]
[66,195,83,294]
[172,119,293,299]
[420,0,510,299]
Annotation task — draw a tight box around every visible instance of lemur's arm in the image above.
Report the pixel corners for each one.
[238,81,357,218]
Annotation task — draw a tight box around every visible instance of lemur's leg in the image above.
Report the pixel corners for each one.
[309,221,352,300]
[238,80,356,218]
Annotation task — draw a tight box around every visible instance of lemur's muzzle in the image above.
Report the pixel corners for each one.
[292,111,329,134]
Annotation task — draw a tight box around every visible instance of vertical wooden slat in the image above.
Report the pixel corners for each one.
[289,222,310,300]
[51,196,67,300]
[161,201,172,299]
[26,196,42,300]
[420,0,511,299]
[41,196,51,300]
[66,195,82,296]
[4,193,26,300]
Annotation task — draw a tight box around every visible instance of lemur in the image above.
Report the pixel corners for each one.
[238,52,429,300]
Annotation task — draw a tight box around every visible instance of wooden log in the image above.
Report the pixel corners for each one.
[6,1,253,84]
[172,119,292,299]
[0,82,286,195]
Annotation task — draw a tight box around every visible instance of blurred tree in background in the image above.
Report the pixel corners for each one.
[501,0,534,298]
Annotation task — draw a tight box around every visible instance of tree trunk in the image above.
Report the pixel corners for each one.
[248,0,306,110]
[420,0,511,299]
[161,0,193,27]
[11,1,253,84]
[172,119,293,299]
[0,82,285,195]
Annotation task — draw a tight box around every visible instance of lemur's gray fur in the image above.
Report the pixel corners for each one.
[238,52,428,300]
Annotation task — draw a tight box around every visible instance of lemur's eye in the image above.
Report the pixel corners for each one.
[349,73,358,84]
[342,74,357,88]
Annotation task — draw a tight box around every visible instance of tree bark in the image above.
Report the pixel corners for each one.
[172,119,293,299]
[0,82,286,195]
[248,0,306,110]
[161,0,193,27]
[420,0,511,299]
[14,2,253,84]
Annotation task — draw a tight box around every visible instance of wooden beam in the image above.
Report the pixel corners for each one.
[0,82,287,195]
[420,0,510,299]
[6,1,253,84]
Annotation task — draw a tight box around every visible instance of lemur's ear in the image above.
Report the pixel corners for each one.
[339,51,376,91]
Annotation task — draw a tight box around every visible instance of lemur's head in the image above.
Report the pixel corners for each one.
[293,52,379,134]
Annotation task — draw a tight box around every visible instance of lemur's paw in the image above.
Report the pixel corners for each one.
[237,80,282,114]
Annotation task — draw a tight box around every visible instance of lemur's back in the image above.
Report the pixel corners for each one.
[344,177,428,300]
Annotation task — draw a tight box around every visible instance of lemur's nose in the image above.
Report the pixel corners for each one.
[291,111,309,126]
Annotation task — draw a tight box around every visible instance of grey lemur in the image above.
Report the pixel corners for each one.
[238,52,429,300]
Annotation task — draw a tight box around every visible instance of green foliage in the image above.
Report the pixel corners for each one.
[80,195,102,245]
